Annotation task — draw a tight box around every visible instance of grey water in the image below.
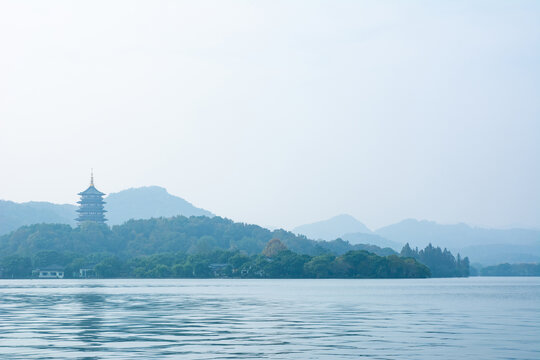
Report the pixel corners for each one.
[0,278,538,359]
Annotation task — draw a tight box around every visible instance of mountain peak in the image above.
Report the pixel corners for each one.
[331,214,360,221]
[293,214,372,241]
[105,186,214,225]
[110,185,168,195]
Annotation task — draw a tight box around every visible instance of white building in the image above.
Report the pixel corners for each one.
[33,266,65,279]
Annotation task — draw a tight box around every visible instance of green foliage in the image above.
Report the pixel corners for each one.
[237,249,429,279]
[33,250,66,268]
[95,256,123,278]
[400,243,469,277]
[0,247,430,279]
[480,263,540,276]
[304,254,336,278]
[0,216,431,279]
[0,255,32,278]
[306,251,413,279]
[320,238,397,257]
[0,216,380,260]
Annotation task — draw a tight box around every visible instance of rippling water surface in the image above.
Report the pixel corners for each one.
[0,277,538,359]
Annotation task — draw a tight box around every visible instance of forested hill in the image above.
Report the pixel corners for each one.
[0,200,77,235]
[0,187,214,235]
[0,216,395,259]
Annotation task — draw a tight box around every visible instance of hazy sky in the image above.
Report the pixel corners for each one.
[1,0,539,230]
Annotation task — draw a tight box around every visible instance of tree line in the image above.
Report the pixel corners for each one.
[0,216,469,278]
[0,216,396,259]
[478,263,540,276]
[400,243,469,277]
[0,239,430,279]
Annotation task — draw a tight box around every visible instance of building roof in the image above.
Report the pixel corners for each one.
[76,215,108,221]
[76,207,107,213]
[78,170,106,196]
[78,185,105,196]
[77,199,107,206]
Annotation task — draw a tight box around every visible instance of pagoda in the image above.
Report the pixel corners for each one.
[76,170,107,224]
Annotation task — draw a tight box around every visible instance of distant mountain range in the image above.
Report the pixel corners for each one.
[293,214,372,241]
[294,215,540,265]
[375,219,540,265]
[375,219,539,249]
[0,201,77,234]
[0,186,213,235]
[292,214,402,250]
[341,232,403,251]
[2,191,539,266]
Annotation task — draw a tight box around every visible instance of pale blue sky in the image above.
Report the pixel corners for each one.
[0,0,538,230]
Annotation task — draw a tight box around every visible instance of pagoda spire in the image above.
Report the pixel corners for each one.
[90,168,94,186]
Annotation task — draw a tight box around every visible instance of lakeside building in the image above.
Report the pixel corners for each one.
[209,263,230,277]
[79,266,97,279]
[76,170,107,225]
[33,266,65,279]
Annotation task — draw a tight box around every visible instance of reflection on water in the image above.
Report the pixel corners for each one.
[76,293,105,351]
[0,278,538,359]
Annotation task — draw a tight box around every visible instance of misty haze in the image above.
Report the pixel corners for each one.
[0,1,538,359]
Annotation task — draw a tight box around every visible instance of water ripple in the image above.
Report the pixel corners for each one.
[0,278,538,359]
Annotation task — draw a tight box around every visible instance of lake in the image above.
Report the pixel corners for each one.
[0,277,538,359]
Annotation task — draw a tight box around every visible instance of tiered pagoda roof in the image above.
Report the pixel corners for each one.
[76,171,107,224]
